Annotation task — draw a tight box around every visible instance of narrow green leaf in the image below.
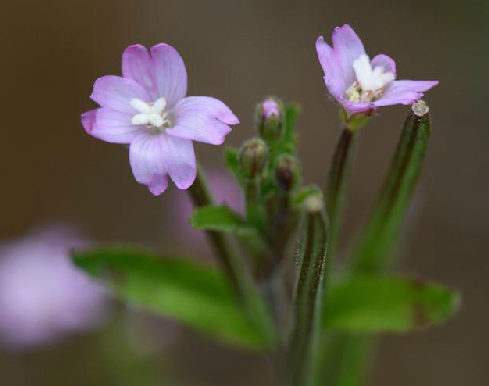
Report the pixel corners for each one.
[283,104,301,150]
[191,205,269,260]
[191,205,252,234]
[224,147,243,185]
[73,248,266,349]
[324,275,460,332]
[351,103,431,273]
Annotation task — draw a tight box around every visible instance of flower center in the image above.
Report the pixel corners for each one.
[345,54,395,103]
[130,98,173,133]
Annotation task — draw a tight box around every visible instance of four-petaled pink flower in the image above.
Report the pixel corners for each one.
[316,25,438,118]
[81,43,239,195]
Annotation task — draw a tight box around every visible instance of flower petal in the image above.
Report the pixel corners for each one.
[81,109,97,133]
[129,133,196,195]
[129,134,169,195]
[331,24,366,89]
[150,43,187,107]
[167,96,237,145]
[90,108,146,144]
[339,99,374,115]
[122,44,158,100]
[371,54,397,77]
[316,36,346,97]
[90,75,151,114]
[163,135,197,190]
[374,80,438,107]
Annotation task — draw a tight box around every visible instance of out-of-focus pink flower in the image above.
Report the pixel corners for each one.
[0,226,108,349]
[316,25,438,117]
[81,44,239,196]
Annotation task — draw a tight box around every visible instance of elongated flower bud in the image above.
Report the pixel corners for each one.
[239,138,268,179]
[256,97,283,142]
[286,192,328,385]
[275,154,299,192]
[351,100,431,274]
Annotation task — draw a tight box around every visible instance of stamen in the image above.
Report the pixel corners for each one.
[130,98,172,131]
[346,54,395,103]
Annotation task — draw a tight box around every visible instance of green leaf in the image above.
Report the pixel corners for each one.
[190,205,253,234]
[324,275,460,332]
[191,205,271,268]
[351,106,431,273]
[73,248,266,349]
[283,104,301,151]
[224,147,243,185]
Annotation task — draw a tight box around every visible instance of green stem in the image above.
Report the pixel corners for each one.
[188,166,277,346]
[188,167,244,297]
[325,128,359,259]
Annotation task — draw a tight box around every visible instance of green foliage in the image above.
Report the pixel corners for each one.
[73,248,266,349]
[224,146,243,185]
[324,276,459,332]
[190,205,256,235]
[282,104,301,153]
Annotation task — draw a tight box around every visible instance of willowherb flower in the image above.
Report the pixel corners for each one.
[81,44,239,195]
[316,24,438,120]
[0,226,107,349]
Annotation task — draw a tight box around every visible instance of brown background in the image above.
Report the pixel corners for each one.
[1,0,488,385]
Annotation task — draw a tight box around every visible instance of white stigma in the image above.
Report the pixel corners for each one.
[345,54,395,103]
[130,98,171,130]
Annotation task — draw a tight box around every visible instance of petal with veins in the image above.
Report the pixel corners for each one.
[129,133,196,195]
[167,96,238,145]
[92,108,146,144]
[91,76,151,114]
[150,43,188,107]
[331,25,366,89]
[374,80,439,107]
[122,44,158,99]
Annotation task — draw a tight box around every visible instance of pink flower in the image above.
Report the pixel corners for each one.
[81,44,239,195]
[0,226,108,349]
[316,25,438,118]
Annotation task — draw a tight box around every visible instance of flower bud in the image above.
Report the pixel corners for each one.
[275,154,299,191]
[238,138,268,179]
[256,97,283,142]
[304,193,324,213]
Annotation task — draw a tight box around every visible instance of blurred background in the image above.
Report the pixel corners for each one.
[1,0,488,384]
